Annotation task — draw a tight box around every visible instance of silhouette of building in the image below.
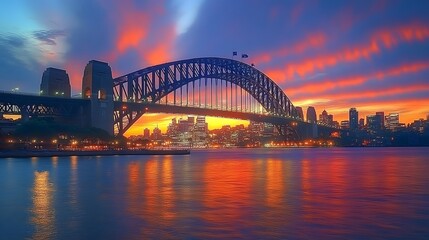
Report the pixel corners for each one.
[295,106,304,120]
[152,127,162,140]
[143,128,150,140]
[367,114,383,131]
[306,106,317,123]
[40,67,71,98]
[376,112,385,128]
[359,118,365,129]
[349,108,358,130]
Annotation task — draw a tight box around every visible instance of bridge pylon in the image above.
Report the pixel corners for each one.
[82,60,114,135]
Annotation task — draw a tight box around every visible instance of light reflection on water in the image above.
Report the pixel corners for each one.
[31,170,55,240]
[1,148,429,239]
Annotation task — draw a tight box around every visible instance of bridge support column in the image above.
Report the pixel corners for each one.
[82,60,114,136]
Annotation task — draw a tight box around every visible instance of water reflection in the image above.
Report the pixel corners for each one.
[31,171,55,240]
[13,148,427,239]
[266,159,284,205]
[201,159,253,238]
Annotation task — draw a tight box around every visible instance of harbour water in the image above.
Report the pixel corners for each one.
[1,148,429,239]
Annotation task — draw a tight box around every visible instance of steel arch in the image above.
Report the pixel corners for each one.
[113,57,299,135]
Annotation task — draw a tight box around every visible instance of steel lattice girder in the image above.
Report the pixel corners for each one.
[112,57,300,135]
[0,92,88,116]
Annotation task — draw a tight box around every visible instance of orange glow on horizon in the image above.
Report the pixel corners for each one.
[124,114,249,137]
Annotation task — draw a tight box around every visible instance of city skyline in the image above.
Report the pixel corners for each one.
[1,0,429,136]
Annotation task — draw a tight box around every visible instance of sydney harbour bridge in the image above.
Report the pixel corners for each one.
[0,57,337,139]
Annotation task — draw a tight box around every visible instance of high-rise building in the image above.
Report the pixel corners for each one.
[376,112,385,128]
[318,110,334,126]
[143,128,150,140]
[306,106,317,124]
[40,67,71,98]
[193,116,208,148]
[367,114,383,131]
[295,106,304,120]
[359,118,365,129]
[349,108,358,130]
[152,127,162,140]
[386,113,399,131]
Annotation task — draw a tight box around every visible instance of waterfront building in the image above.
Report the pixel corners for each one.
[40,68,71,98]
[306,106,317,124]
[359,118,365,129]
[193,116,208,148]
[349,108,358,131]
[152,127,162,140]
[367,114,383,131]
[341,120,349,129]
[143,128,150,140]
[376,112,385,128]
[318,110,334,126]
[386,113,399,131]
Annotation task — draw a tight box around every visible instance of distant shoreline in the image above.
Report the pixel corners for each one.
[0,149,190,158]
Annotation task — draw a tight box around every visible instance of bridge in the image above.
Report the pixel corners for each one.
[0,57,338,139]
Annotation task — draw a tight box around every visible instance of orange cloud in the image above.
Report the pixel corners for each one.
[115,1,149,54]
[141,25,176,66]
[254,32,327,65]
[264,23,429,82]
[294,83,429,105]
[287,61,429,96]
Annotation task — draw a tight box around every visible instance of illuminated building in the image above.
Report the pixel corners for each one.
[318,109,334,126]
[306,106,317,124]
[386,113,399,131]
[193,116,208,148]
[341,120,349,129]
[40,67,71,98]
[349,108,358,130]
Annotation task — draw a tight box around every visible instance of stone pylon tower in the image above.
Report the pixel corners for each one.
[82,60,114,135]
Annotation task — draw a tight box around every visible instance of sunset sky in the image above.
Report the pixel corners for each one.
[1,0,429,136]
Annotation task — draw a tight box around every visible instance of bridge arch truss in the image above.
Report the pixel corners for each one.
[113,57,299,136]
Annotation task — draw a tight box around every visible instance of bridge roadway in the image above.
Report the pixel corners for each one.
[117,101,300,126]
[0,91,337,138]
[0,91,88,116]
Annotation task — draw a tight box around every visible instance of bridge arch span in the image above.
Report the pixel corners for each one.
[113,57,299,136]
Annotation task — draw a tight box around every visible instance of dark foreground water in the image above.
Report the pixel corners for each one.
[1,148,429,239]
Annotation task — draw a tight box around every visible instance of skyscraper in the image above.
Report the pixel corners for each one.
[367,115,383,131]
[376,112,385,128]
[143,128,150,140]
[349,108,358,130]
[306,106,317,124]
